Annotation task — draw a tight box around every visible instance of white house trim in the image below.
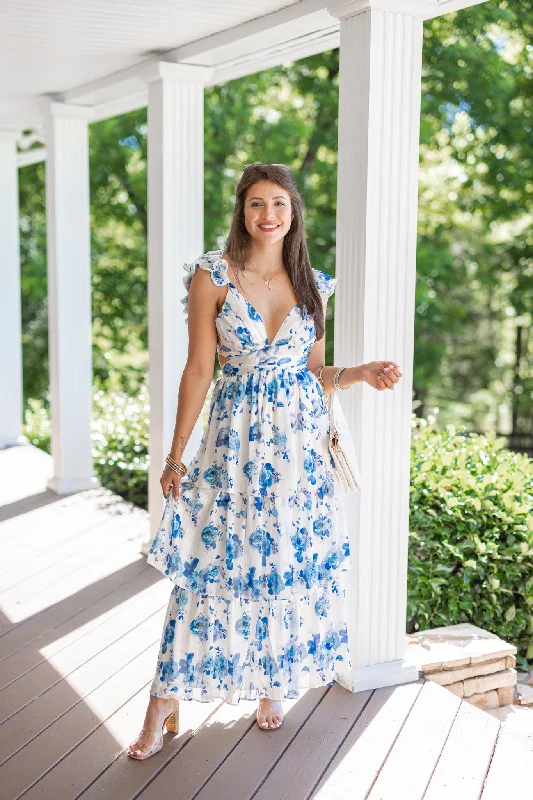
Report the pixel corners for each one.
[142,62,214,542]
[329,0,488,19]
[0,130,24,449]
[43,101,100,494]
[327,1,425,687]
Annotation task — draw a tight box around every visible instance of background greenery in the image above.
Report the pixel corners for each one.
[17,0,533,663]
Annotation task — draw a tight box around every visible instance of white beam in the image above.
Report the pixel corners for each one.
[17,147,47,168]
[44,101,99,494]
[329,0,488,19]
[141,62,213,548]
[0,130,25,449]
[327,2,423,689]
[6,0,489,137]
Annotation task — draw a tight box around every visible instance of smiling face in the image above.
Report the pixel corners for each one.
[243,180,294,245]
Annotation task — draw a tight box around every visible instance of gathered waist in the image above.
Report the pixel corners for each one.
[221,353,308,377]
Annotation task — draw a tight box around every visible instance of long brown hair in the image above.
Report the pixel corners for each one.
[223,163,325,341]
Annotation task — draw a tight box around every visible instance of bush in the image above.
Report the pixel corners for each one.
[91,380,149,509]
[23,397,52,453]
[22,379,150,509]
[408,416,533,670]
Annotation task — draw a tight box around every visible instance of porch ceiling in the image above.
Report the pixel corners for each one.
[2,0,486,136]
[1,0,337,133]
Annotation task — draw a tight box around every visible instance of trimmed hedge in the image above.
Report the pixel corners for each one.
[408,417,533,670]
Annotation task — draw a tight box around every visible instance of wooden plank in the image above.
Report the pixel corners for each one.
[480,724,533,799]
[423,699,500,799]
[0,640,164,798]
[0,443,53,510]
[367,680,461,799]
[81,697,253,800]
[0,574,170,736]
[0,538,147,628]
[311,680,424,799]
[191,688,329,800]
[0,509,146,603]
[0,490,63,526]
[249,682,371,800]
[0,487,137,559]
[0,565,156,687]
[18,682,225,800]
[0,558,147,658]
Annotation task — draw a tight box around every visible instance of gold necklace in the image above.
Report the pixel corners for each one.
[248,261,284,289]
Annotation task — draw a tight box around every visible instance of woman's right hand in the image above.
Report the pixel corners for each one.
[160,465,183,501]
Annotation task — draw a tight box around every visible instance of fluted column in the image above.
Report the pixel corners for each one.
[140,62,214,545]
[0,130,24,449]
[327,0,424,689]
[44,102,100,494]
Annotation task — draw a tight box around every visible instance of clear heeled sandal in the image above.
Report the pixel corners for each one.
[127,702,179,760]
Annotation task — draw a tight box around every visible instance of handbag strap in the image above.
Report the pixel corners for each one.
[326,392,338,438]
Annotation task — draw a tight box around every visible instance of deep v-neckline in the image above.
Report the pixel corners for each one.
[228,282,299,347]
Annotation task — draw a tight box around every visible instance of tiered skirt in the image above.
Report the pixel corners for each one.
[146,367,355,704]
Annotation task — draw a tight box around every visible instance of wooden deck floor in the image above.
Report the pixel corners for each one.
[1,444,532,799]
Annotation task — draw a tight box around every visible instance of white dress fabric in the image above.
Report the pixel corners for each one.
[147,249,355,704]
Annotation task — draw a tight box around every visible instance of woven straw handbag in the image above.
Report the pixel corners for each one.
[326,392,362,493]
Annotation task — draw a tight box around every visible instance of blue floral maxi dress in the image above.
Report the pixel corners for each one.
[146,250,355,705]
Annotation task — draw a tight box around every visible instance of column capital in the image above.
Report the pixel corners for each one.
[328,0,486,20]
[40,99,94,120]
[138,60,214,86]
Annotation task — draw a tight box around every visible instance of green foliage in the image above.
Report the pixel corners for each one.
[22,381,150,509]
[19,160,48,405]
[416,1,533,432]
[23,396,51,453]
[89,110,149,393]
[408,415,533,668]
[91,379,150,509]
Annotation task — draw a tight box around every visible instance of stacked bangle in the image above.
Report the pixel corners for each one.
[332,367,349,391]
[165,454,187,476]
[315,365,349,392]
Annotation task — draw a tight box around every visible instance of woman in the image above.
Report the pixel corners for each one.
[127,163,402,759]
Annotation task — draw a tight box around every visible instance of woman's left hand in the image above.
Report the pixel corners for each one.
[363,361,402,391]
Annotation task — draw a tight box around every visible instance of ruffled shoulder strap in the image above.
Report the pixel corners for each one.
[312,267,337,300]
[181,250,229,320]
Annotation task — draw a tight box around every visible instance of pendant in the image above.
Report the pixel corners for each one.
[264,279,272,290]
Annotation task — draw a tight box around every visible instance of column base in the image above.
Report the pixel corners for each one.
[352,658,420,692]
[46,475,101,495]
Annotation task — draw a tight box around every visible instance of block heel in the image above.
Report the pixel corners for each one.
[165,707,179,733]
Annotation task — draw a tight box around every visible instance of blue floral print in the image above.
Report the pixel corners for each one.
[148,249,355,704]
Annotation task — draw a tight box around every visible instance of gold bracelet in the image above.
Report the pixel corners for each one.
[167,457,186,473]
[165,455,187,475]
[317,364,325,390]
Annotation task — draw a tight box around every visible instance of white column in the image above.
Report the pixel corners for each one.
[327,0,427,690]
[0,130,25,449]
[139,62,214,546]
[43,102,100,494]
